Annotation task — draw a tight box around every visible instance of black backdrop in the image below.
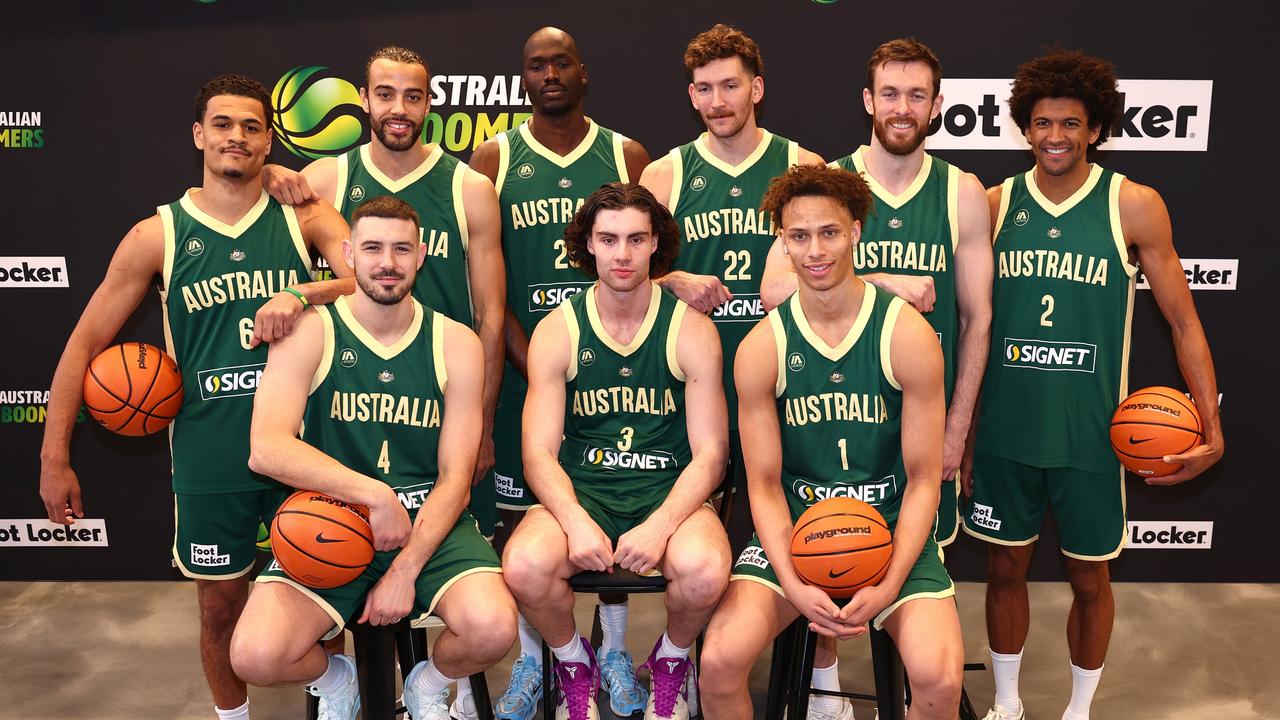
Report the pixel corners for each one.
[1,0,1267,583]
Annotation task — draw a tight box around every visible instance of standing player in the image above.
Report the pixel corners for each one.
[37,75,352,720]
[469,27,654,719]
[640,22,824,533]
[699,164,963,720]
[502,183,730,720]
[758,39,992,716]
[230,195,516,720]
[963,50,1224,720]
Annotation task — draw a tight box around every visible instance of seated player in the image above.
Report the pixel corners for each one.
[698,165,964,720]
[502,183,731,720]
[229,196,516,720]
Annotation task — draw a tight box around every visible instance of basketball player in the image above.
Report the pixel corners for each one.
[757,39,992,717]
[230,195,516,720]
[963,51,1224,720]
[469,27,654,719]
[699,164,962,720]
[502,183,730,720]
[639,23,824,557]
[37,75,353,720]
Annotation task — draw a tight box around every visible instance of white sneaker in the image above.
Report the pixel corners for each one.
[402,661,452,720]
[780,697,853,720]
[308,654,360,720]
[983,704,1026,720]
[450,692,479,720]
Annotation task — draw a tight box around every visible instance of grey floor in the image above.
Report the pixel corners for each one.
[2,581,1277,719]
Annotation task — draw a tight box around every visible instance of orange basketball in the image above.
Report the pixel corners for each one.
[1110,386,1203,477]
[790,497,893,598]
[271,490,375,589]
[82,342,183,436]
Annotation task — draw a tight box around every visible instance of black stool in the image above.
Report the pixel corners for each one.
[305,616,495,720]
[765,618,907,720]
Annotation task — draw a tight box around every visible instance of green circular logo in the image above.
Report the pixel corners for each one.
[272,66,366,160]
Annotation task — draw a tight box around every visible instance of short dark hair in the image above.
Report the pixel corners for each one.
[761,165,874,229]
[1008,49,1122,150]
[194,73,272,123]
[867,38,942,98]
[563,183,680,279]
[684,23,764,80]
[366,46,431,86]
[351,195,420,231]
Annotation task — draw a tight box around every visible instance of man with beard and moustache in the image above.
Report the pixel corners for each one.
[232,195,516,720]
[469,26,656,720]
[964,50,1222,720]
[757,39,992,719]
[502,183,730,720]
[38,75,353,720]
[639,22,823,570]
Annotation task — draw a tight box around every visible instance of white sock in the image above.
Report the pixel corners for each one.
[455,676,473,705]
[991,649,1023,714]
[657,632,690,661]
[599,600,628,652]
[308,653,353,695]
[517,613,543,661]
[214,699,249,720]
[810,659,843,714]
[1062,663,1103,720]
[551,635,590,665]
[409,659,456,699]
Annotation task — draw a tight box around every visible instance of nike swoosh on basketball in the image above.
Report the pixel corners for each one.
[1128,435,1155,445]
[314,532,347,544]
[827,567,854,579]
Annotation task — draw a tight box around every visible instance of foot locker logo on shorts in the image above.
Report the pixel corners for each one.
[736,545,769,569]
[970,503,1003,531]
[494,472,524,499]
[191,543,231,567]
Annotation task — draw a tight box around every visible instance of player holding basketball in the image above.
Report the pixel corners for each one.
[963,50,1223,720]
[699,164,963,720]
[231,195,517,720]
[469,27,655,719]
[502,183,730,720]
[757,39,992,716]
[37,75,353,720]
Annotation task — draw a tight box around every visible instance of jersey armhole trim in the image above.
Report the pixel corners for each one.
[880,297,906,391]
[311,306,335,395]
[787,140,799,167]
[946,165,961,251]
[281,204,313,278]
[667,300,688,382]
[452,162,470,254]
[158,204,176,300]
[333,153,349,213]
[562,301,580,383]
[992,177,1016,246]
[767,310,787,398]
[1109,173,1138,277]
[433,311,448,394]
[495,133,511,196]
[613,132,629,183]
[668,148,684,211]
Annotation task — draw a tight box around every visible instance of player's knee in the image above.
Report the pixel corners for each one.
[667,552,729,609]
[698,622,752,697]
[986,547,1031,586]
[450,595,518,663]
[196,581,244,631]
[501,542,558,601]
[1064,560,1110,602]
[906,656,963,713]
[229,633,287,687]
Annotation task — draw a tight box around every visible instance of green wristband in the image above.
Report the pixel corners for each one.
[282,287,308,307]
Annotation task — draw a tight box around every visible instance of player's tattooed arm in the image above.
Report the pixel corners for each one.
[40,215,165,525]
[1122,179,1223,485]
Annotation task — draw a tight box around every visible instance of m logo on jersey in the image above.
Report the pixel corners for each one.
[583,446,678,471]
[711,293,764,323]
[579,348,596,367]
[517,163,535,179]
[184,238,205,257]
[339,348,358,368]
[788,352,806,372]
[198,362,266,400]
[1003,338,1096,373]
[349,185,365,203]
[690,175,707,192]
[1013,209,1030,227]
[528,282,591,312]
[792,476,896,506]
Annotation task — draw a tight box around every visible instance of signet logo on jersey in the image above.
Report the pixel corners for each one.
[583,446,678,472]
[1003,338,1096,373]
[792,476,896,506]
[528,281,591,312]
[711,293,764,323]
[927,79,1212,152]
[1136,258,1237,291]
[198,362,266,400]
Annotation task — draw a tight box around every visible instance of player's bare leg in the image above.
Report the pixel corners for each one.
[195,578,251,709]
[985,544,1033,653]
[700,580,799,720]
[881,597,963,720]
[501,506,580,647]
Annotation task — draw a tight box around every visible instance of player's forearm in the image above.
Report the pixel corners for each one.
[524,450,588,523]
[648,450,726,532]
[653,270,692,294]
[946,311,991,439]
[760,267,798,312]
[289,277,356,307]
[40,333,104,464]
[1171,322,1224,446]
[750,484,805,591]
[249,433,391,508]
[504,309,530,380]
[475,312,506,428]
[391,476,470,576]
[882,480,939,592]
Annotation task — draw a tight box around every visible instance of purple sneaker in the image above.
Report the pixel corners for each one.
[639,638,694,720]
[552,637,600,720]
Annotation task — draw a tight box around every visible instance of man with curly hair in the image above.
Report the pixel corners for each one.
[502,183,731,720]
[964,50,1224,720]
[699,164,962,720]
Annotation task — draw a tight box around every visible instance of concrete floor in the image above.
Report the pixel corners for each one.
[2,581,1277,719]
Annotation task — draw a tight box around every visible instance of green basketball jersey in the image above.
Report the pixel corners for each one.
[976,165,1136,472]
[306,297,448,522]
[771,284,909,527]
[334,143,473,326]
[558,284,692,519]
[832,147,959,398]
[667,131,798,428]
[159,190,313,494]
[496,120,629,402]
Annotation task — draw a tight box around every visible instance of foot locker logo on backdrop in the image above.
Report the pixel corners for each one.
[0,519,108,546]
[1127,521,1213,549]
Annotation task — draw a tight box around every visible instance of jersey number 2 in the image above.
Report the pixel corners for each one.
[1040,294,1055,327]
